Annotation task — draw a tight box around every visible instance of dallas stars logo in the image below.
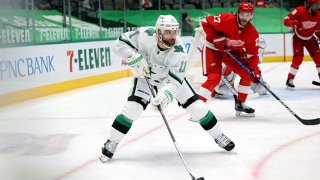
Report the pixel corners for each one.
[174,45,184,53]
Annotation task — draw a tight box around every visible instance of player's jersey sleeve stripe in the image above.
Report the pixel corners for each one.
[169,70,183,84]
[119,35,137,50]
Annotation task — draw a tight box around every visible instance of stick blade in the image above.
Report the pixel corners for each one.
[312,81,320,86]
[196,177,205,180]
[300,118,320,125]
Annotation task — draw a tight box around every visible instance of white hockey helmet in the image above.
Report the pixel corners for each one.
[155,15,179,34]
[155,15,180,48]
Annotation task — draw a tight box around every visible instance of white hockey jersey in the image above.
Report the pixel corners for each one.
[113,27,188,96]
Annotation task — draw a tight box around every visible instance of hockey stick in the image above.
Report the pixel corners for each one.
[189,77,237,123]
[225,49,320,125]
[144,77,205,180]
[312,80,320,86]
[221,76,238,102]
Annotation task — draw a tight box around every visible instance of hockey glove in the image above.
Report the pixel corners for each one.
[292,20,303,30]
[151,89,174,110]
[251,66,261,83]
[251,79,269,95]
[126,53,150,78]
[195,26,205,38]
[212,36,226,52]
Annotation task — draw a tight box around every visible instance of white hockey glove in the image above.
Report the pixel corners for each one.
[251,79,269,96]
[194,26,205,38]
[151,89,174,110]
[126,53,150,78]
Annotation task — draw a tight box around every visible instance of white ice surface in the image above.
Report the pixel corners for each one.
[0,62,320,180]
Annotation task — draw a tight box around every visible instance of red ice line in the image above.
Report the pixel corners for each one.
[252,131,320,180]
[55,62,291,180]
[54,112,187,180]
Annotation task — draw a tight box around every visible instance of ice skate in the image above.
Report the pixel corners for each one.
[235,100,255,117]
[286,78,295,90]
[214,133,235,151]
[100,139,118,162]
[188,117,200,122]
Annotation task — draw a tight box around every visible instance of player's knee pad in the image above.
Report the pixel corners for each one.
[121,101,144,121]
[180,94,199,109]
[187,100,218,130]
[111,98,146,135]
[112,101,143,135]
[186,100,209,121]
[128,96,149,110]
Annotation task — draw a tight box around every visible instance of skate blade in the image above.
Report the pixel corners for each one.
[235,111,255,117]
[99,154,111,163]
[286,86,294,91]
[188,118,200,122]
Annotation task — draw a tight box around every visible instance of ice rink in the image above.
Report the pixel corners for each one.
[0,61,320,180]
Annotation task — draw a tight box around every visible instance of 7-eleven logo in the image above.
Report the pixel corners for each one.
[66,47,112,72]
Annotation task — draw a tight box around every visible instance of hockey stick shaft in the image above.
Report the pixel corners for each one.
[225,49,320,125]
[144,77,200,180]
[221,76,238,102]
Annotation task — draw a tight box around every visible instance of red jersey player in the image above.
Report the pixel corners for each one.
[198,2,261,117]
[284,0,320,89]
